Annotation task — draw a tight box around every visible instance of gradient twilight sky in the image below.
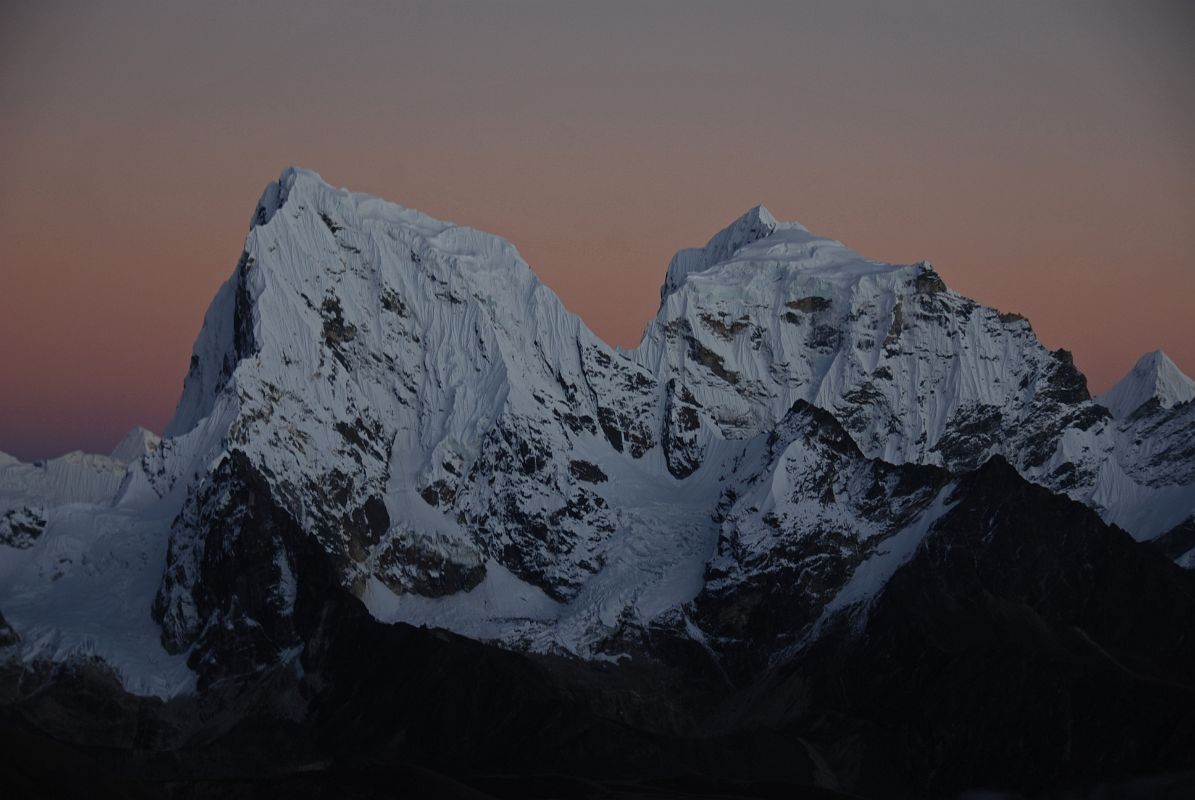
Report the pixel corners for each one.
[1,1,1192,461]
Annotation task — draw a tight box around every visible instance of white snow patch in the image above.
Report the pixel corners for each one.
[812,483,958,634]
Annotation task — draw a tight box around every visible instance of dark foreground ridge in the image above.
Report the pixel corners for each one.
[4,456,1195,799]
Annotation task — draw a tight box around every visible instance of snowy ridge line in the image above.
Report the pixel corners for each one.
[1098,350,1195,419]
[2,167,1193,697]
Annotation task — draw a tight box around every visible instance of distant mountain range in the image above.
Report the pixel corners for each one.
[3,168,1193,799]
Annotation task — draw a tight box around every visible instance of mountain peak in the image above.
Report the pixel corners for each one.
[250,166,339,228]
[738,203,778,230]
[660,205,783,301]
[109,427,161,463]
[1099,350,1195,418]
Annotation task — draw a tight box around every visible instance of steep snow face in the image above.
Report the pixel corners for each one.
[634,212,1195,541]
[1099,351,1195,419]
[0,449,126,511]
[109,427,162,463]
[0,426,159,521]
[0,426,163,550]
[659,205,779,303]
[155,168,675,664]
[1093,367,1195,540]
[118,177,1195,670]
[6,171,1193,696]
[0,423,163,550]
[0,451,128,514]
[637,213,1095,466]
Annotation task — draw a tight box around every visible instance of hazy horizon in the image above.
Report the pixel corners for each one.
[2,0,1193,461]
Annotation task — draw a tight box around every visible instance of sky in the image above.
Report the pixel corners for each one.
[1,0,1192,461]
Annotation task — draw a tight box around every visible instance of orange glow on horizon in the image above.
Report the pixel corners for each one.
[2,1,1192,460]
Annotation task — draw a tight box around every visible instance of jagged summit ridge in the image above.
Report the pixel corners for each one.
[152,166,682,671]
[153,168,1192,650]
[660,204,780,301]
[167,165,568,438]
[1099,350,1195,419]
[2,168,1193,701]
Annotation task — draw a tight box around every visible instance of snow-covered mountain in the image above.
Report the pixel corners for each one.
[108,426,161,463]
[2,167,1193,695]
[637,206,1195,544]
[1099,350,1195,419]
[1095,352,1195,560]
[0,427,160,546]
